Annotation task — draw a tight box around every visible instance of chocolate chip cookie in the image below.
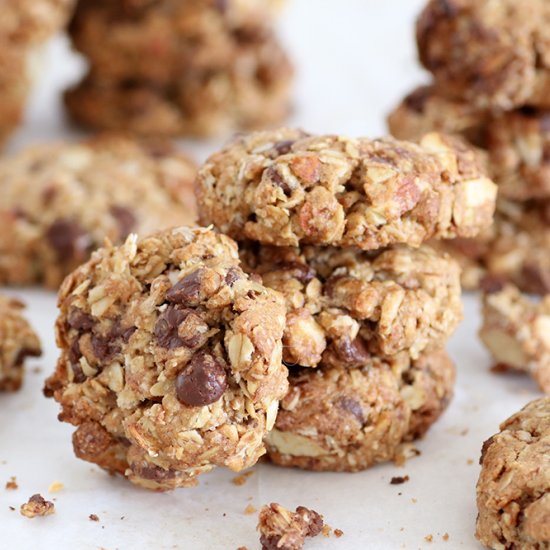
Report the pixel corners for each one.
[265,348,454,472]
[65,0,293,137]
[0,135,197,288]
[480,284,550,394]
[241,243,462,366]
[44,226,288,490]
[417,0,550,110]
[0,296,41,391]
[197,128,497,250]
[476,397,550,549]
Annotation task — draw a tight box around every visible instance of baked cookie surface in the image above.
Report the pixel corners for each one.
[476,397,550,549]
[0,296,41,392]
[197,129,497,250]
[44,227,288,490]
[0,135,197,288]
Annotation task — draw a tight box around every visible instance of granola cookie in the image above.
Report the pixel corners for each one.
[417,0,550,110]
[65,0,292,137]
[265,349,454,472]
[387,85,489,147]
[0,296,41,391]
[241,243,462,365]
[476,397,550,549]
[0,135,197,288]
[258,503,324,550]
[44,227,288,490]
[197,129,497,250]
[480,285,550,394]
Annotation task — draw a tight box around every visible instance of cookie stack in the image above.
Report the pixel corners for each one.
[196,127,497,472]
[388,0,550,294]
[64,0,293,138]
[0,0,74,149]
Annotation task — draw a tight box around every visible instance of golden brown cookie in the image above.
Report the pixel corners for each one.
[197,128,497,250]
[476,398,550,549]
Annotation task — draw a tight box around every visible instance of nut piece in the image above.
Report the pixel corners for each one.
[197,128,497,250]
[476,397,550,549]
[44,227,288,490]
[0,295,41,392]
[20,494,55,518]
[258,503,324,550]
[480,285,550,393]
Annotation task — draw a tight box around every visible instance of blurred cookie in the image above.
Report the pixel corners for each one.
[0,296,41,391]
[44,227,287,490]
[0,135,196,288]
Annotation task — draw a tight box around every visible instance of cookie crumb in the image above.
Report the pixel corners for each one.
[20,494,55,518]
[258,503,324,550]
[442,532,449,541]
[244,504,257,515]
[232,471,255,486]
[425,534,433,542]
[467,458,474,465]
[321,525,332,537]
[5,476,18,490]
[411,498,417,504]
[390,475,410,485]
[9,506,15,511]
[89,514,99,522]
[48,481,64,493]
[334,529,344,538]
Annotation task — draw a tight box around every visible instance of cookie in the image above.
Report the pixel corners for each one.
[241,243,462,365]
[0,296,41,392]
[387,85,489,147]
[44,226,288,490]
[0,135,197,288]
[265,348,454,472]
[257,503,324,550]
[417,0,550,110]
[439,198,550,294]
[476,397,550,549]
[0,0,75,148]
[64,0,292,137]
[197,128,497,250]
[480,285,550,394]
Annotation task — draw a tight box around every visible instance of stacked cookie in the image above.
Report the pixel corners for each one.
[196,127,497,472]
[64,0,293,138]
[0,0,74,148]
[388,0,550,293]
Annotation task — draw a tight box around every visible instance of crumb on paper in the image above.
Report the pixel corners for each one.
[48,481,64,493]
[258,503,324,550]
[411,498,417,504]
[334,529,344,538]
[442,532,450,541]
[244,504,257,515]
[5,476,17,490]
[425,534,434,542]
[321,524,332,537]
[9,506,15,511]
[467,458,474,465]
[236,547,249,550]
[232,471,255,486]
[390,475,410,485]
[89,514,99,522]
[20,494,55,518]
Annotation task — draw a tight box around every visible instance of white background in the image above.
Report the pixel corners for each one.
[0,1,542,549]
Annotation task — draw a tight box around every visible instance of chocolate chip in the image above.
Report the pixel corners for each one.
[12,347,41,367]
[273,140,295,155]
[110,205,136,239]
[91,335,121,363]
[338,397,365,425]
[175,351,227,406]
[390,475,410,485]
[266,166,291,194]
[46,219,90,262]
[133,463,178,481]
[68,339,86,383]
[296,506,324,537]
[166,269,205,305]
[67,309,94,331]
[225,267,241,287]
[277,261,315,284]
[154,305,193,349]
[333,336,370,366]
